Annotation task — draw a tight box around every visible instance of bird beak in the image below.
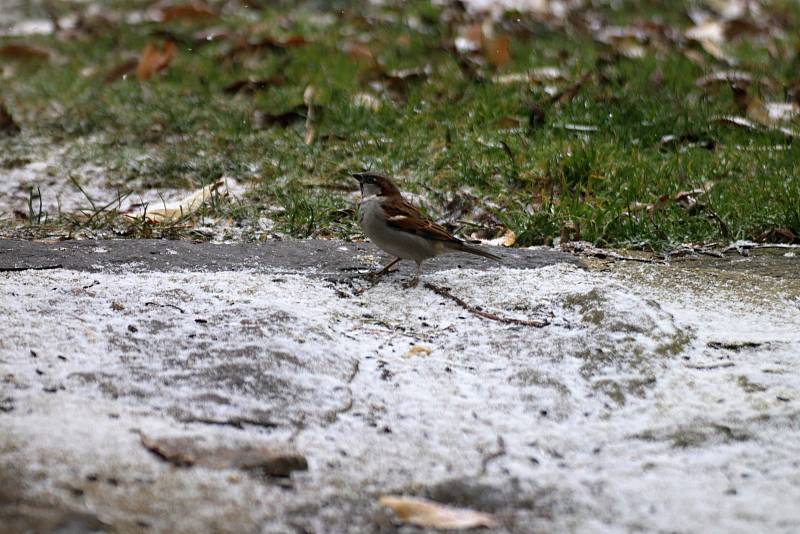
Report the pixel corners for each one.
[351,173,367,183]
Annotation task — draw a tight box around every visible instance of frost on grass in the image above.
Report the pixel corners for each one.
[1,263,800,532]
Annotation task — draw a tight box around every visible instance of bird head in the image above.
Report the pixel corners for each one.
[352,172,402,198]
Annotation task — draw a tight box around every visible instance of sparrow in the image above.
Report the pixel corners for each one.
[353,172,501,288]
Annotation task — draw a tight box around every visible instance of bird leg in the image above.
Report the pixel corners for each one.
[369,257,401,280]
[403,261,422,289]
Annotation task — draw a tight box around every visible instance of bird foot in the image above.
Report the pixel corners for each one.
[367,267,397,281]
[402,277,419,289]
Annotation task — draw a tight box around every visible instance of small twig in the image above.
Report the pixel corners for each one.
[667,245,725,259]
[144,301,185,313]
[347,359,360,384]
[176,416,278,430]
[424,282,550,327]
[723,242,799,254]
[479,435,506,476]
[289,414,306,443]
[562,243,666,264]
[685,361,736,370]
[0,264,62,272]
[324,389,354,424]
[590,251,663,263]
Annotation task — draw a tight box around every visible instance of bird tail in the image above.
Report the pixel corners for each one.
[456,243,502,261]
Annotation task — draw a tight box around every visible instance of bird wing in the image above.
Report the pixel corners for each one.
[381,198,462,243]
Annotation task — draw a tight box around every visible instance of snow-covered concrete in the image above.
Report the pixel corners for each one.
[1,258,799,532]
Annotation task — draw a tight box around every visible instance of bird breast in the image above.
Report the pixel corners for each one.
[358,198,439,262]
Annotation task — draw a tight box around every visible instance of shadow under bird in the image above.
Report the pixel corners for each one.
[353,172,501,287]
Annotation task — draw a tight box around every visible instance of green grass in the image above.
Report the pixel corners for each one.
[1,0,799,247]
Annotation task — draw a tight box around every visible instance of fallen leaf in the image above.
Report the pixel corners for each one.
[550,72,591,105]
[0,43,50,61]
[560,220,580,244]
[455,23,483,53]
[223,76,286,94]
[658,133,716,151]
[141,433,308,476]
[501,228,516,247]
[343,40,376,66]
[405,345,432,357]
[695,70,757,88]
[136,41,177,81]
[253,106,306,128]
[380,495,497,530]
[492,67,565,85]
[127,180,223,222]
[715,115,799,138]
[104,58,138,83]
[494,116,524,129]
[595,26,651,59]
[528,103,546,128]
[160,3,217,23]
[673,188,706,212]
[760,102,799,124]
[484,34,511,68]
[353,92,381,111]
[685,20,736,64]
[560,123,598,132]
[193,26,230,43]
[223,35,309,59]
[758,227,797,244]
[376,65,431,98]
[0,100,21,136]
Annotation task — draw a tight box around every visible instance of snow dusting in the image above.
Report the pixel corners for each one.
[2,260,799,532]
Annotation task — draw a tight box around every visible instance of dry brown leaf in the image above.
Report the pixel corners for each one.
[686,20,726,45]
[658,133,716,151]
[380,496,497,530]
[253,107,305,129]
[455,23,483,53]
[501,228,516,247]
[673,188,707,211]
[595,26,650,59]
[716,108,800,137]
[405,345,433,357]
[484,34,511,68]
[192,26,230,43]
[550,72,591,106]
[343,41,376,66]
[758,227,797,244]
[223,76,286,94]
[353,92,381,111]
[696,70,753,87]
[223,35,309,59]
[492,67,565,85]
[560,123,598,132]
[747,100,800,126]
[0,100,21,136]
[686,21,736,64]
[105,58,138,83]
[494,116,524,129]
[136,41,177,81]
[0,43,50,61]
[140,433,308,476]
[160,3,217,23]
